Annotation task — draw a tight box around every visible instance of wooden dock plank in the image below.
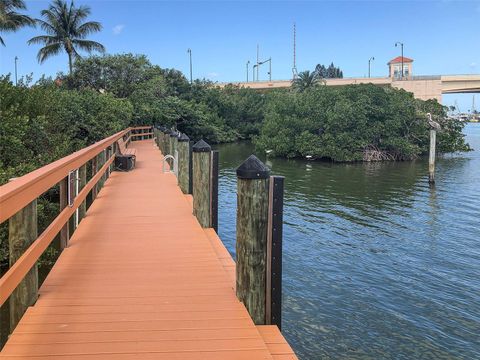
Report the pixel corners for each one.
[1,140,276,359]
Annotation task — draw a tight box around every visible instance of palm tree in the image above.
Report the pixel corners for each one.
[28,0,105,74]
[0,0,35,46]
[292,70,325,92]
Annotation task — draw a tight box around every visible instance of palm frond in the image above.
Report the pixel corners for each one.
[37,42,62,63]
[27,34,58,45]
[75,21,101,37]
[72,39,105,53]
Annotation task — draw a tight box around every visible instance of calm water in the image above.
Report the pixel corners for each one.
[215,123,480,360]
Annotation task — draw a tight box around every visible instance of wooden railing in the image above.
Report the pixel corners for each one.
[0,126,153,310]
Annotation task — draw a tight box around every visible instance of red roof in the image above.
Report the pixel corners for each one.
[388,56,413,64]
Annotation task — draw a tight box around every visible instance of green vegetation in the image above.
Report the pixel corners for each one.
[28,0,105,73]
[255,84,470,161]
[0,75,132,267]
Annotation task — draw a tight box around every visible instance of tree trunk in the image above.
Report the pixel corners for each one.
[68,51,73,75]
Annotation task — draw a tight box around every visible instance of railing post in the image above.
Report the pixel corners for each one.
[8,195,38,332]
[177,133,190,194]
[59,176,69,250]
[91,156,98,200]
[98,150,106,189]
[192,140,212,228]
[235,155,270,324]
[78,164,87,222]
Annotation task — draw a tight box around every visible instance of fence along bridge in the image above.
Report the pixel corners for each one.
[0,127,296,359]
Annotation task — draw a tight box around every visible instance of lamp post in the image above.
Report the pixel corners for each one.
[14,56,18,86]
[246,60,250,82]
[259,58,272,81]
[187,48,193,84]
[395,42,404,79]
[253,64,258,82]
[368,57,374,78]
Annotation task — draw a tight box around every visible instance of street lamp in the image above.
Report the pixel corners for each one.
[14,56,18,86]
[368,56,374,78]
[395,42,404,79]
[187,48,193,84]
[259,58,272,81]
[246,60,250,82]
[253,64,258,82]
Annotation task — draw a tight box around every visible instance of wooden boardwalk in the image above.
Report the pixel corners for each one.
[0,140,296,359]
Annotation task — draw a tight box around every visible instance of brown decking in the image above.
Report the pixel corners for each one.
[0,140,296,359]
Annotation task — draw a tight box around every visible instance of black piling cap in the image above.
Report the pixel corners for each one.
[192,139,211,152]
[236,155,270,179]
[178,133,190,142]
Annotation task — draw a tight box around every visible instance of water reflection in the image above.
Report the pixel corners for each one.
[214,123,480,359]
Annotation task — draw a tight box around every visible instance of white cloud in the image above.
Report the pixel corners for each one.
[207,72,219,78]
[470,62,477,68]
[112,24,125,35]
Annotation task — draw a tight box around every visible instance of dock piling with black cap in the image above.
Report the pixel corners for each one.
[177,133,190,194]
[192,139,212,228]
[235,155,284,327]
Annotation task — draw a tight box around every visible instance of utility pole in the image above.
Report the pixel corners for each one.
[253,64,257,82]
[187,49,193,84]
[368,57,374,78]
[14,56,18,86]
[246,61,250,82]
[395,42,404,79]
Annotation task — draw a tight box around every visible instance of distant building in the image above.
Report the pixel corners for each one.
[388,56,413,80]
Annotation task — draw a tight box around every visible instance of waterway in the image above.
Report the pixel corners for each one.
[215,123,480,359]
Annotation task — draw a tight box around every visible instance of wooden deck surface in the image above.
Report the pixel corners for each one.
[0,140,296,359]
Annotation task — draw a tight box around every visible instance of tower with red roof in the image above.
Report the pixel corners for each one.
[388,56,413,80]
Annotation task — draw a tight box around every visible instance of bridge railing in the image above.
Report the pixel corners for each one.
[0,126,152,325]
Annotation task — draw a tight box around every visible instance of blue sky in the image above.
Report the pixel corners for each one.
[1,0,479,110]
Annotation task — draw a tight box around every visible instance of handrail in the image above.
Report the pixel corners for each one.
[0,154,114,306]
[0,129,128,223]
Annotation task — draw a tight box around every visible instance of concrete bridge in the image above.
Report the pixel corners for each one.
[221,74,480,103]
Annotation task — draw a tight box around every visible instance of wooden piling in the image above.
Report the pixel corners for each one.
[177,133,190,194]
[429,129,436,185]
[8,197,38,332]
[192,140,212,228]
[235,155,270,324]
[163,129,171,155]
[169,131,178,157]
[59,176,69,250]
